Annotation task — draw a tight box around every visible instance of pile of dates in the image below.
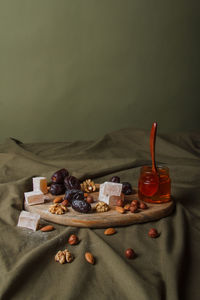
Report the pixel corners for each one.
[49,169,91,214]
[110,176,133,195]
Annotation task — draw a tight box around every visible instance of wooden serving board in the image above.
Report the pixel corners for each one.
[24,188,174,228]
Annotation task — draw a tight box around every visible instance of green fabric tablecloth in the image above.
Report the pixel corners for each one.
[0,128,200,300]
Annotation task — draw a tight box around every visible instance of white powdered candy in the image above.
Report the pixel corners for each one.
[17,210,40,231]
[24,191,45,205]
[98,182,122,205]
[32,177,48,194]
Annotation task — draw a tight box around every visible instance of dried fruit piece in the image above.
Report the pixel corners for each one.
[95,201,109,213]
[110,176,120,183]
[53,196,63,203]
[49,183,66,195]
[85,252,95,265]
[148,228,159,238]
[115,206,125,214]
[122,182,133,195]
[64,189,84,203]
[71,199,91,213]
[81,179,96,193]
[104,228,116,235]
[125,248,135,259]
[51,169,69,184]
[49,203,68,215]
[40,225,54,232]
[64,176,81,190]
[68,234,79,245]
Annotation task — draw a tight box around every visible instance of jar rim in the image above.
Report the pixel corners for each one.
[140,165,169,172]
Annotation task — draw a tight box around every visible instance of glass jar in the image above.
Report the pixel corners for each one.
[138,166,171,203]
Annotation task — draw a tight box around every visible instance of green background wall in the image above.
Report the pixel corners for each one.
[0,0,199,143]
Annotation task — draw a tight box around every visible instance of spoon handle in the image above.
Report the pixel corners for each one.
[150,122,157,173]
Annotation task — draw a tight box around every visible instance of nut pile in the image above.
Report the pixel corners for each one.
[95,201,109,213]
[115,199,148,214]
[49,203,68,215]
[81,179,96,193]
[55,249,73,264]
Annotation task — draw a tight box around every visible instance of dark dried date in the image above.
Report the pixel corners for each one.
[49,183,66,195]
[110,176,120,183]
[64,176,81,190]
[122,182,133,195]
[64,189,84,203]
[71,199,91,213]
[51,168,69,184]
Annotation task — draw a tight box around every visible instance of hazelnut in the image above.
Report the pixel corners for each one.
[130,200,139,207]
[86,195,94,204]
[139,202,148,209]
[116,199,124,207]
[62,199,70,207]
[68,234,79,245]
[130,206,139,213]
[148,228,159,238]
[125,248,135,259]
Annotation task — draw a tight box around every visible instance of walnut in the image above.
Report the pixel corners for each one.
[95,201,109,213]
[49,203,68,215]
[81,179,96,193]
[55,249,73,264]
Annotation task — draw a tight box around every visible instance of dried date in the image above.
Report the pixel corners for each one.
[51,168,69,184]
[49,183,66,195]
[64,176,81,190]
[122,182,133,195]
[71,199,91,213]
[110,176,120,183]
[64,189,84,203]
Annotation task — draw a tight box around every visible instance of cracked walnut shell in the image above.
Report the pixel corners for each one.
[55,249,73,264]
[95,201,109,213]
[81,179,96,193]
[49,203,68,215]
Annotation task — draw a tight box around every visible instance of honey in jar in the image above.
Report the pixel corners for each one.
[138,166,171,203]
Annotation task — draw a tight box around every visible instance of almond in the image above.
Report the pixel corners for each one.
[124,204,131,211]
[104,228,116,235]
[85,252,95,265]
[53,196,63,203]
[40,225,54,232]
[115,206,125,214]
